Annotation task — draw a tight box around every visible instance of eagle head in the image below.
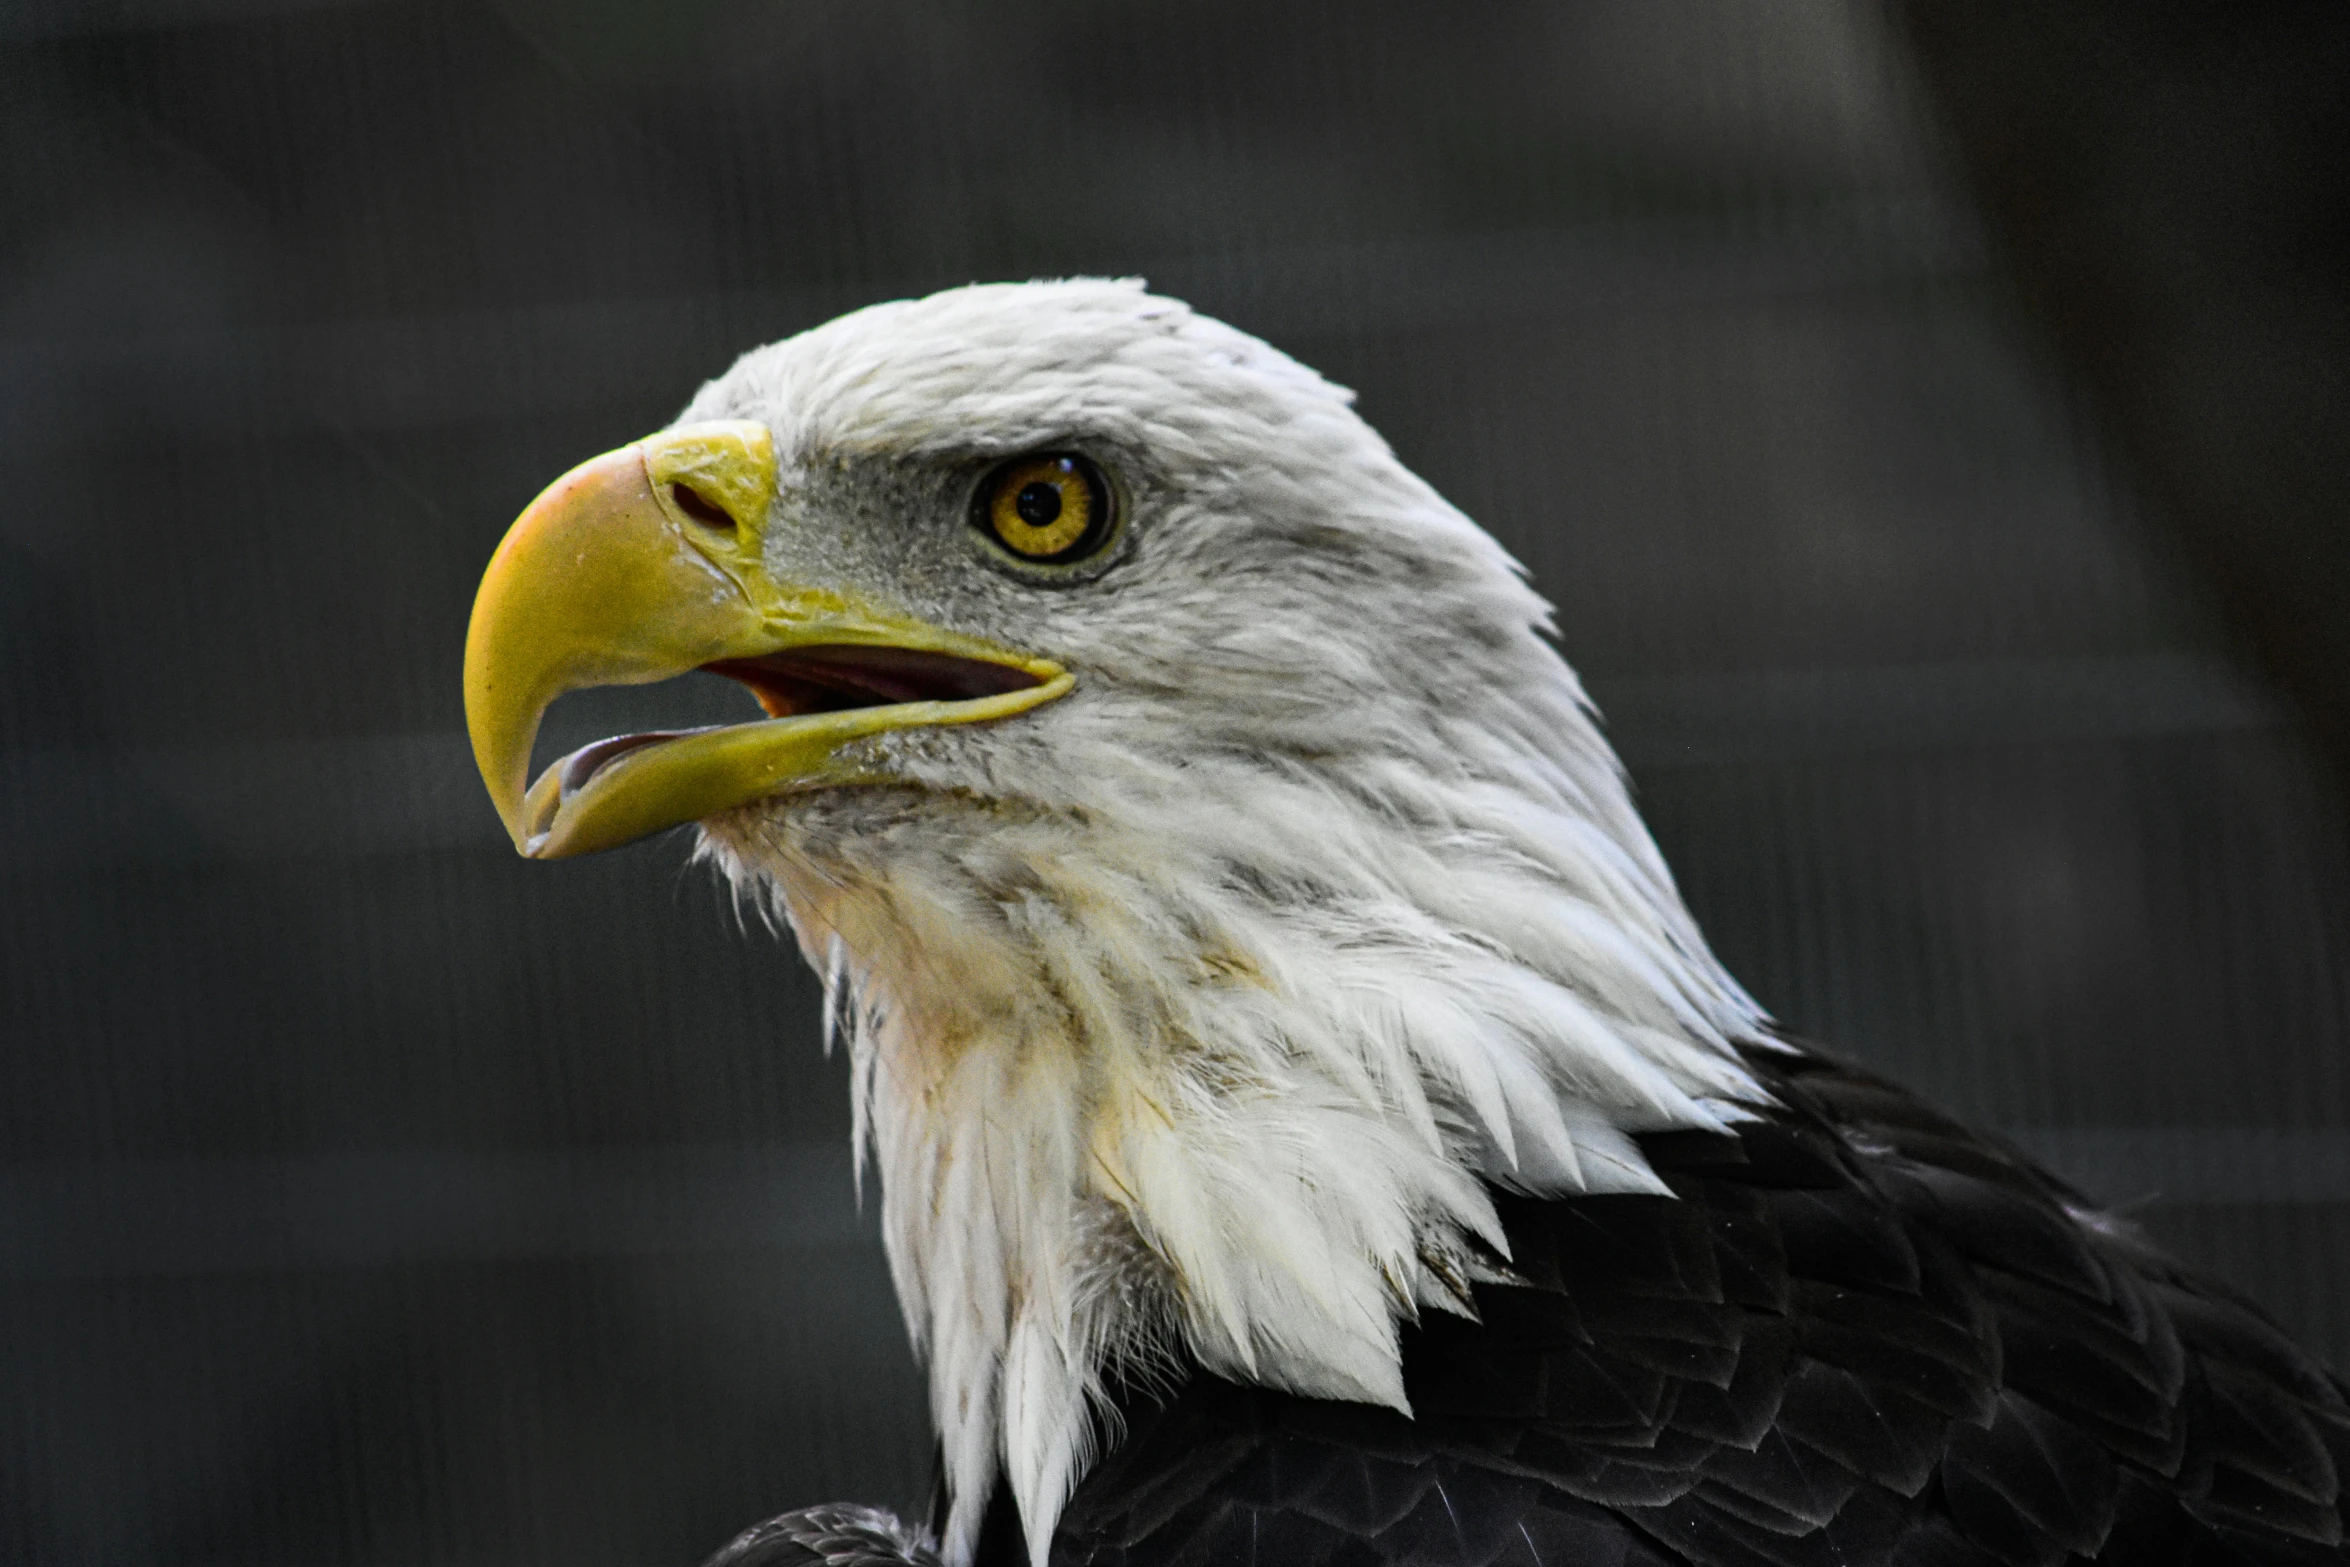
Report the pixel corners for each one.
[463,278,1770,1564]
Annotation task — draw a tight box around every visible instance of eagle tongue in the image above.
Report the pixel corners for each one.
[560,731,693,796]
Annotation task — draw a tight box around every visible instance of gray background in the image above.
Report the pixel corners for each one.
[3,2,2346,1563]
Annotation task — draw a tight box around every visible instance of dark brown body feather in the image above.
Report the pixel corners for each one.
[714,1045,2350,1567]
[1043,1045,2350,1566]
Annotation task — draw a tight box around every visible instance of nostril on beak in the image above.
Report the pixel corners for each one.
[668,482,737,532]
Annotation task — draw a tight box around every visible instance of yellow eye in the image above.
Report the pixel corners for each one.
[977,453,1111,563]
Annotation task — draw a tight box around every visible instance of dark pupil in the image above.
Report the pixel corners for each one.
[1013,480,1063,527]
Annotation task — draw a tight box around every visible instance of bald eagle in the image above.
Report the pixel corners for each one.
[463,281,2349,1567]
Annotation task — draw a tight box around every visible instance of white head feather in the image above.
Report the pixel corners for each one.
[677,279,1771,1567]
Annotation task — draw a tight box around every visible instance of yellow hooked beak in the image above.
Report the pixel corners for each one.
[463,420,1073,858]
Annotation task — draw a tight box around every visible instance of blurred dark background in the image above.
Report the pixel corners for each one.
[3,2,2346,1563]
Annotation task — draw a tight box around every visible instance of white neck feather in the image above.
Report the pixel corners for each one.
[698,695,1770,1567]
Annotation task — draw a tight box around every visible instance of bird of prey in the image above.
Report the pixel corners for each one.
[463,280,2349,1567]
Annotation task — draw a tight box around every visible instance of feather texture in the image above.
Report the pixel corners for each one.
[654,281,2340,1567]
[703,1505,939,1567]
[1033,1045,2350,1566]
[683,281,1773,1562]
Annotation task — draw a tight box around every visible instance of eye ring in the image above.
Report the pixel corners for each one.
[973,452,1114,565]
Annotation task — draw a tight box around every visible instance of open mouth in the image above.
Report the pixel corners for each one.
[522,645,1055,845]
[705,644,1048,718]
[466,421,1080,859]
